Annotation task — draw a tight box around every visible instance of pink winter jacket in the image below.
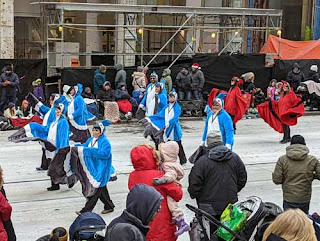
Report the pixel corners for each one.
[159,141,184,185]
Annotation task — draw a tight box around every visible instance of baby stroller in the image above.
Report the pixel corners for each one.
[296,81,320,110]
[69,212,106,241]
[188,196,282,241]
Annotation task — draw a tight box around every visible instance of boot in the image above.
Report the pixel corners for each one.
[173,216,191,236]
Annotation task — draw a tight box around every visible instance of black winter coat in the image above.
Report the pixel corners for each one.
[190,69,205,90]
[188,145,247,216]
[175,71,191,91]
[96,89,115,102]
[305,71,320,83]
[243,82,256,93]
[286,65,305,90]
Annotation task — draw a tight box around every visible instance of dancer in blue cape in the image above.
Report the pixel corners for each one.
[142,92,187,165]
[73,120,115,215]
[63,83,95,143]
[202,97,234,150]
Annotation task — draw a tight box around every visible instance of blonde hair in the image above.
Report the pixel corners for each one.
[262,209,316,241]
[140,144,161,166]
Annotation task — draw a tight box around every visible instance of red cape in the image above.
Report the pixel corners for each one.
[224,86,251,124]
[207,88,227,108]
[257,91,305,133]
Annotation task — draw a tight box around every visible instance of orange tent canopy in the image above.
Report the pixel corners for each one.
[260,35,320,60]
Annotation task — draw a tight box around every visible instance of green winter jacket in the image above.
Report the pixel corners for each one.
[273,144,320,203]
[161,68,172,94]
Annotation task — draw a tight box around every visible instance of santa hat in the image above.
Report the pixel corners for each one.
[192,63,201,69]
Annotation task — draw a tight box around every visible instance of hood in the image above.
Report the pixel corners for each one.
[62,85,72,94]
[159,141,179,163]
[208,145,233,162]
[286,144,309,161]
[133,71,145,78]
[74,83,83,97]
[117,82,126,89]
[293,62,300,70]
[131,146,158,171]
[115,64,123,71]
[126,184,163,225]
[163,68,171,76]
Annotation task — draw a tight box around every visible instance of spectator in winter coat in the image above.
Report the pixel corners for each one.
[0,167,14,241]
[128,145,183,241]
[241,72,256,93]
[82,87,95,99]
[188,131,247,234]
[0,66,19,113]
[115,83,133,119]
[17,100,33,118]
[190,63,205,100]
[132,66,147,104]
[272,135,320,214]
[305,65,320,83]
[93,65,107,95]
[96,81,115,102]
[286,62,305,91]
[262,209,317,241]
[175,65,192,100]
[32,78,45,102]
[115,64,127,86]
[106,184,163,241]
[82,87,99,118]
[160,68,173,94]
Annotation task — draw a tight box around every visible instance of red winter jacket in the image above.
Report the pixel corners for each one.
[0,192,12,241]
[128,146,183,241]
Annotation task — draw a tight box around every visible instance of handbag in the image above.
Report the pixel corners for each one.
[189,145,205,164]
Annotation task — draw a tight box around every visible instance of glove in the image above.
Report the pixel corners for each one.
[153,177,167,186]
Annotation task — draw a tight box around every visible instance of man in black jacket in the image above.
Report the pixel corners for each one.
[0,66,19,113]
[175,65,192,100]
[188,131,247,233]
[286,63,305,91]
[106,184,163,241]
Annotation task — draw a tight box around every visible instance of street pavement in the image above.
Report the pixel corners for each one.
[1,115,320,240]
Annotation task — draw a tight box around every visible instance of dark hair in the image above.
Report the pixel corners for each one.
[50,227,67,241]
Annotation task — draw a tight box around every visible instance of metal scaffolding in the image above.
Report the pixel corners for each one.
[32,2,282,74]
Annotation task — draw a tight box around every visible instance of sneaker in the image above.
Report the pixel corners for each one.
[47,185,60,191]
[101,209,114,214]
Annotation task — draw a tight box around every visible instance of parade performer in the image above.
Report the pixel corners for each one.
[139,72,160,116]
[224,76,251,130]
[257,81,305,144]
[8,103,70,191]
[63,84,95,143]
[202,97,234,149]
[142,92,187,165]
[207,88,227,109]
[72,120,115,215]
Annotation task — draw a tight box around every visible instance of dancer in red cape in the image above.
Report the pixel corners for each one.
[257,81,305,144]
[207,88,227,109]
[224,77,251,130]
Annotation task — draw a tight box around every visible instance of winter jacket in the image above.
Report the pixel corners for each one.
[190,69,205,91]
[273,144,320,204]
[161,69,173,94]
[107,184,163,241]
[188,145,247,216]
[243,82,256,93]
[286,63,305,90]
[115,64,127,86]
[82,92,95,99]
[0,191,12,241]
[32,83,45,102]
[93,69,106,94]
[132,71,146,91]
[305,70,320,83]
[175,70,191,91]
[129,146,183,241]
[0,72,19,96]
[96,89,115,102]
[115,84,131,101]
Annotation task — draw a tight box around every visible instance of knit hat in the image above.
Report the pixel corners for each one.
[310,65,318,72]
[137,66,144,72]
[182,64,189,70]
[50,227,68,241]
[84,87,91,93]
[103,81,111,87]
[22,100,28,105]
[159,141,179,163]
[192,63,201,69]
[207,131,223,148]
[35,78,42,83]
[291,135,306,145]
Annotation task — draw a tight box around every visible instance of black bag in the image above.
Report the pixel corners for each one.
[189,145,205,164]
